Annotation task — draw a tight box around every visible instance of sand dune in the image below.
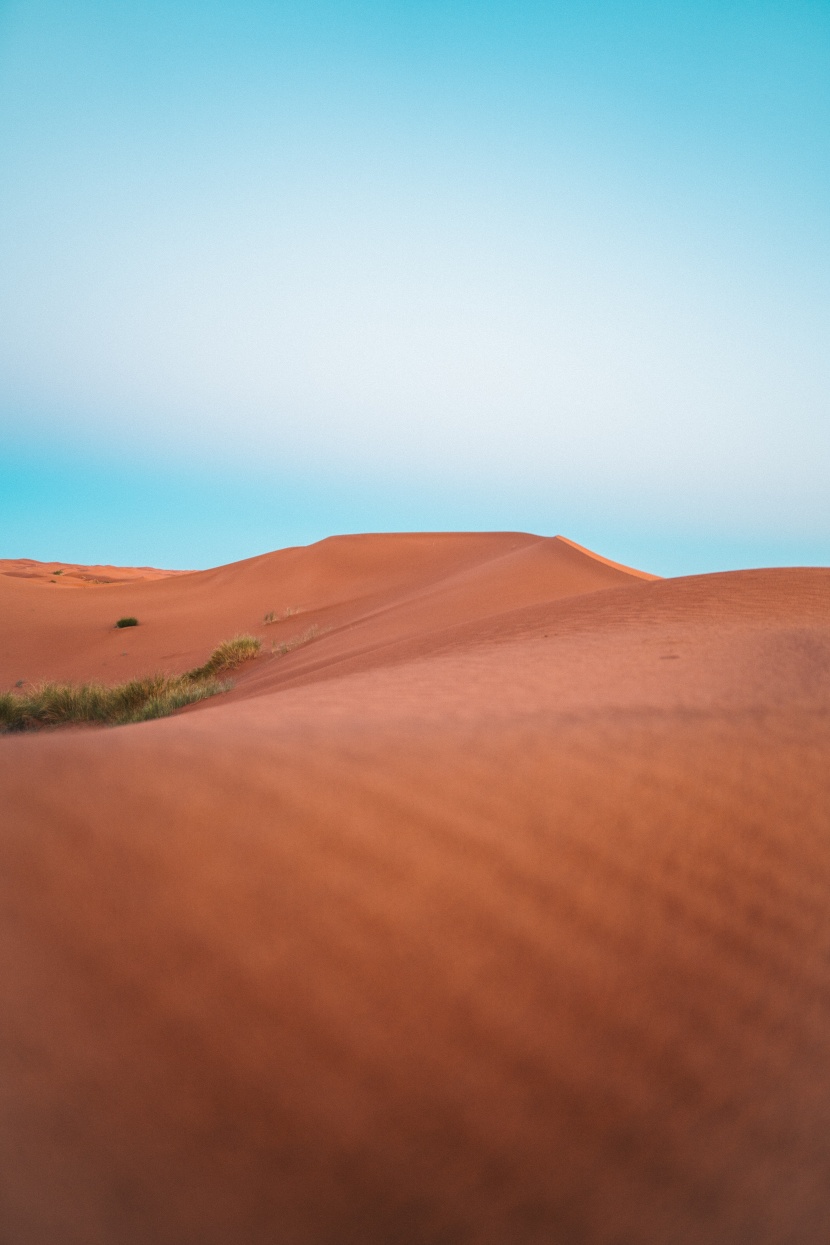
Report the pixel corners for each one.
[0,533,651,688]
[0,557,185,586]
[1,533,829,1243]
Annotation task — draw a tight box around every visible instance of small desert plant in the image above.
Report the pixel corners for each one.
[263,606,301,624]
[116,617,139,628]
[0,635,262,733]
[271,625,321,657]
[185,634,261,680]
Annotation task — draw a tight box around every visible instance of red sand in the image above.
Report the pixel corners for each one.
[1,532,829,1243]
[0,557,186,586]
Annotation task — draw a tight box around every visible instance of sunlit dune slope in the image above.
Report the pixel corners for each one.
[0,531,652,687]
[1,532,830,1245]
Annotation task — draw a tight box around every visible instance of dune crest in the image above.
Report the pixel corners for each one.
[552,533,660,579]
[0,531,646,688]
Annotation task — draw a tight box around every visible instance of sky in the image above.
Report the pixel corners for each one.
[1,0,828,574]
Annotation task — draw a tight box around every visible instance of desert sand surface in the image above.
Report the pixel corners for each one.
[1,531,829,1244]
[0,557,186,587]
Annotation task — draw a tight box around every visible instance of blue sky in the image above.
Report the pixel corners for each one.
[1,0,828,573]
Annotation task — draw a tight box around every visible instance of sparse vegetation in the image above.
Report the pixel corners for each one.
[0,635,262,734]
[185,634,261,679]
[270,625,321,656]
[263,606,301,624]
[116,616,139,628]
[0,675,227,732]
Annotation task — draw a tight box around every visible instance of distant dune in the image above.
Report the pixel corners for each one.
[2,532,829,1244]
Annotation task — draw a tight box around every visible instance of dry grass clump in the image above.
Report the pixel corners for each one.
[0,675,226,732]
[271,625,321,656]
[263,606,301,624]
[1,634,262,734]
[185,634,261,679]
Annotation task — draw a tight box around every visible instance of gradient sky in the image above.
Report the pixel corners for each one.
[1,0,828,573]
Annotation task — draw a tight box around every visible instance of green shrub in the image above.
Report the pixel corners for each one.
[116,617,139,628]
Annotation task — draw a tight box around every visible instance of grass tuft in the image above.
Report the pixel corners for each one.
[0,674,228,732]
[185,634,261,680]
[264,606,301,624]
[270,625,321,657]
[116,616,139,628]
[1,634,262,734]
